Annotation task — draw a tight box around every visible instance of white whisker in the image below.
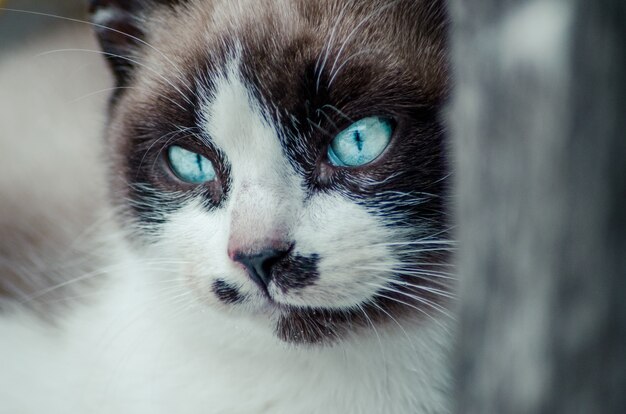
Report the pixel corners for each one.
[367,300,417,351]
[328,48,381,88]
[37,48,192,108]
[355,265,457,279]
[1,7,195,96]
[355,302,389,374]
[386,280,457,300]
[326,0,401,90]
[372,290,453,331]
[315,1,352,92]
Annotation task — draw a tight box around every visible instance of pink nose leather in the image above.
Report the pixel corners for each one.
[227,237,292,263]
[227,181,295,269]
[229,246,292,290]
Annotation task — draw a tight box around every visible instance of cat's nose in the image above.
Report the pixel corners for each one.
[231,248,290,291]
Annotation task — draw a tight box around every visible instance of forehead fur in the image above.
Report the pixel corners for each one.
[107,0,450,200]
[125,0,448,105]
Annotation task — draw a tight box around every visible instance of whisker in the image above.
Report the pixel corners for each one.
[402,262,457,268]
[69,86,187,111]
[315,108,340,129]
[19,265,121,304]
[371,284,455,320]
[357,261,457,280]
[1,7,195,97]
[306,118,333,137]
[372,291,452,332]
[318,104,355,123]
[390,264,457,274]
[136,127,194,176]
[374,240,457,247]
[37,48,193,108]
[395,247,457,254]
[315,1,353,92]
[355,302,388,366]
[386,280,457,300]
[367,300,417,351]
[326,0,401,90]
[327,48,382,89]
[148,129,205,174]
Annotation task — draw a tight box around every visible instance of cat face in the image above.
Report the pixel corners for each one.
[92,0,451,344]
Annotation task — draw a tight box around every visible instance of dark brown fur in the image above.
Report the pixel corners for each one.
[93,0,452,344]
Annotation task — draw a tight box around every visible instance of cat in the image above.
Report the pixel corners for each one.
[0,0,454,413]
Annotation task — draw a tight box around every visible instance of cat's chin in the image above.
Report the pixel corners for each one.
[216,291,379,346]
[171,267,395,346]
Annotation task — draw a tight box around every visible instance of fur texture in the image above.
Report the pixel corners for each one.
[0,1,454,413]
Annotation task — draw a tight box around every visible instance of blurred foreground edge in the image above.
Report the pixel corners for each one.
[451,0,626,413]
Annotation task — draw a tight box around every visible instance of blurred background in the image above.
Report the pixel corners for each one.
[1,0,86,51]
[0,0,110,128]
[0,0,112,309]
[1,1,624,413]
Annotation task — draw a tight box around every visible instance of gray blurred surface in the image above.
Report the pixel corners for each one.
[452,0,626,413]
[0,0,87,53]
[0,0,112,310]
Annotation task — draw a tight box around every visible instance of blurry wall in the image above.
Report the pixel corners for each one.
[0,0,87,53]
[451,0,626,413]
[0,0,112,306]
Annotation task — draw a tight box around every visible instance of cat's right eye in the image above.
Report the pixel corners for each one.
[167,146,217,184]
[327,117,393,167]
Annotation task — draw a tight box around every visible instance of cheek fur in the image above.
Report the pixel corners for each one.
[154,201,248,301]
[271,194,395,308]
[149,191,401,312]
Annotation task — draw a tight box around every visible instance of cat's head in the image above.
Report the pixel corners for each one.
[91,0,452,345]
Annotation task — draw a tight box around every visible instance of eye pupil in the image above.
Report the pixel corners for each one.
[354,131,364,151]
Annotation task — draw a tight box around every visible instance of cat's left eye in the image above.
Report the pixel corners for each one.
[327,117,393,167]
[167,145,216,184]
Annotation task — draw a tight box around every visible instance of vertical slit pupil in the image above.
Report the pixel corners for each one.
[354,130,363,151]
[196,153,203,173]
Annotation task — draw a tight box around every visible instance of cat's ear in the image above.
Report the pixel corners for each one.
[88,0,180,86]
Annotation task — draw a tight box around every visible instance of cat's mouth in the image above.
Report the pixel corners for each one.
[191,238,452,345]
[211,277,328,313]
[206,260,452,345]
[209,277,367,344]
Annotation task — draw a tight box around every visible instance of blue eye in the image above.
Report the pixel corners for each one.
[327,117,393,167]
[167,145,217,184]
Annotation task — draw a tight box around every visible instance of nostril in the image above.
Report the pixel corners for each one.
[260,254,280,280]
[232,248,291,290]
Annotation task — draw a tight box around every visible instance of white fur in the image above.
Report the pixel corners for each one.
[201,57,303,255]
[0,259,451,414]
[188,58,403,309]
[0,23,452,414]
